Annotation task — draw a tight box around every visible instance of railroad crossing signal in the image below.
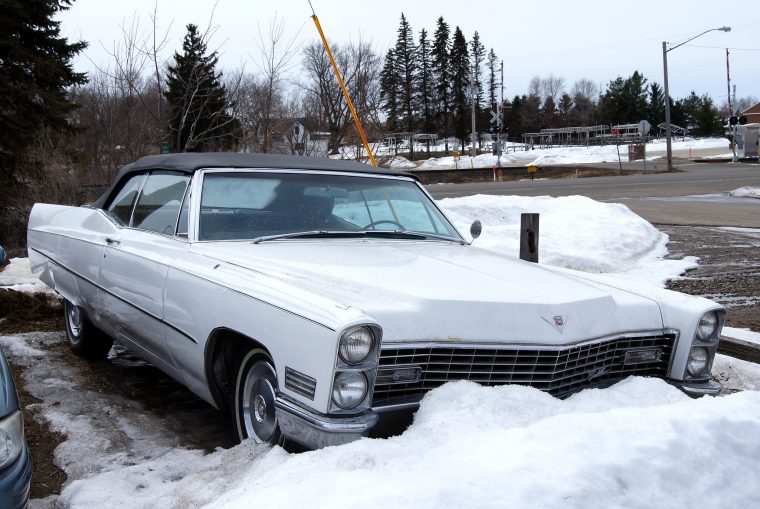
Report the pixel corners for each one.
[490,104,502,129]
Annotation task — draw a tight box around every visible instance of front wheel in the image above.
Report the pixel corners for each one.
[233,348,283,445]
[64,300,114,360]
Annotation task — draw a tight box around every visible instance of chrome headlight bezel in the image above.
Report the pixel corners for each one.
[696,311,719,342]
[331,371,369,410]
[686,346,710,377]
[338,326,375,365]
[0,410,24,470]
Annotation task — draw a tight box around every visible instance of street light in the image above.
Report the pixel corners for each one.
[662,26,731,171]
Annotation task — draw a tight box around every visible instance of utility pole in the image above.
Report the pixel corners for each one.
[498,60,504,169]
[726,49,738,163]
[470,65,477,158]
[662,26,730,172]
[662,41,673,171]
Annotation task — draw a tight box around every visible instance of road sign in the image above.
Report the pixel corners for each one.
[452,151,460,160]
[527,165,538,173]
[637,120,651,136]
[490,109,499,127]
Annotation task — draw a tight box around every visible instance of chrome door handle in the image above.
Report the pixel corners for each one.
[105,237,121,246]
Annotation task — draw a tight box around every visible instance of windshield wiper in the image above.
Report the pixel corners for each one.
[356,230,466,244]
[253,229,465,245]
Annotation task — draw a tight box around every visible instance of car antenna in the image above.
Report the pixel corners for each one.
[308,1,378,167]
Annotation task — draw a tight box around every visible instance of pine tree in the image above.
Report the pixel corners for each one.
[486,49,499,112]
[692,94,721,136]
[0,0,87,177]
[431,17,451,152]
[558,93,573,126]
[393,13,417,143]
[600,71,648,125]
[164,24,236,152]
[449,27,470,149]
[648,82,665,127]
[542,96,557,128]
[379,48,400,133]
[469,32,485,108]
[416,28,434,134]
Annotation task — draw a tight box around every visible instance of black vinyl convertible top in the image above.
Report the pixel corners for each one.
[92,152,417,209]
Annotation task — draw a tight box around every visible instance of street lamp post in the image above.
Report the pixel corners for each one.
[662,26,730,171]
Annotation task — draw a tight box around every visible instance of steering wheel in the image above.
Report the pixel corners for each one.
[361,219,404,230]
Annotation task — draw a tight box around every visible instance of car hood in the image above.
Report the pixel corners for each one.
[192,240,664,344]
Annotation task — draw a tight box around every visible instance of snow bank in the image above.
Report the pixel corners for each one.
[57,378,760,509]
[0,257,56,295]
[723,326,760,346]
[438,194,697,287]
[729,186,760,199]
[383,155,416,169]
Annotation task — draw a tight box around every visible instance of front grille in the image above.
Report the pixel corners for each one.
[285,367,317,400]
[372,334,675,407]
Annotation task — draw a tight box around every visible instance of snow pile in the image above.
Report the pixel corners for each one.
[56,378,760,509]
[382,155,416,169]
[729,186,760,199]
[438,194,697,286]
[713,354,760,392]
[0,257,56,294]
[723,326,760,346]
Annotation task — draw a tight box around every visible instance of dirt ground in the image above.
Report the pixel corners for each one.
[663,226,760,332]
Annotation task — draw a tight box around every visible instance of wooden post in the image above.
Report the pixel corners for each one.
[520,213,539,263]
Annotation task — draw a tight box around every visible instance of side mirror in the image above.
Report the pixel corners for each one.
[470,220,482,240]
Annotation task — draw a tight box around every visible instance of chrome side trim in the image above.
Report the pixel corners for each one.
[28,246,198,344]
[275,397,378,449]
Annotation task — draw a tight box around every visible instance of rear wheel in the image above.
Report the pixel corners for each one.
[64,300,114,360]
[233,348,283,445]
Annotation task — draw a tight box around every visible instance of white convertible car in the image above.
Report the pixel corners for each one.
[27,153,724,449]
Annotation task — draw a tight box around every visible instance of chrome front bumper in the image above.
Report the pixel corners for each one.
[672,379,722,396]
[275,397,379,449]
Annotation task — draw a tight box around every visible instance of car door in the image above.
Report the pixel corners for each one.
[100,170,190,376]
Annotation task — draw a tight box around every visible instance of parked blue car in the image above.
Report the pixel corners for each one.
[0,346,31,509]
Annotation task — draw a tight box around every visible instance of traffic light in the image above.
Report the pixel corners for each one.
[739,116,747,125]
[729,116,739,126]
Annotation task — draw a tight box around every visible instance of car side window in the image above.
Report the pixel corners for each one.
[105,173,147,226]
[132,172,191,235]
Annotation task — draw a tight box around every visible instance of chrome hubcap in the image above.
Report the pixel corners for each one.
[67,304,82,338]
[242,362,277,443]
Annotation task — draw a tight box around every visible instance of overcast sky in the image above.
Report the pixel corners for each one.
[59,0,759,108]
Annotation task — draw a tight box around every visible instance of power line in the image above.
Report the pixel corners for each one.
[684,44,760,52]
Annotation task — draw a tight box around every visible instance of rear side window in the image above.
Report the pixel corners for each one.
[132,172,190,235]
[105,173,147,226]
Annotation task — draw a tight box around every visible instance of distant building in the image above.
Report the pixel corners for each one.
[741,102,760,124]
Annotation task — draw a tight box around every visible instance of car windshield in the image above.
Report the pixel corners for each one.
[198,171,462,242]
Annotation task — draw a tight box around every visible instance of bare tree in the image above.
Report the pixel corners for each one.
[541,74,565,103]
[301,39,382,157]
[250,15,299,153]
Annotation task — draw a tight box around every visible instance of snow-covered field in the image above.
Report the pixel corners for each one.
[357,137,730,170]
[2,193,759,509]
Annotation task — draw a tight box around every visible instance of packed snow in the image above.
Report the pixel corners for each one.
[0,257,56,294]
[723,326,760,346]
[729,186,760,199]
[439,194,697,287]
[0,330,755,509]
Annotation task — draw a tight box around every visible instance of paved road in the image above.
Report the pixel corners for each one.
[427,161,760,227]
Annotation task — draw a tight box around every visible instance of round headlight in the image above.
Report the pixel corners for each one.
[696,312,719,341]
[339,326,375,365]
[331,371,368,409]
[686,346,709,377]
